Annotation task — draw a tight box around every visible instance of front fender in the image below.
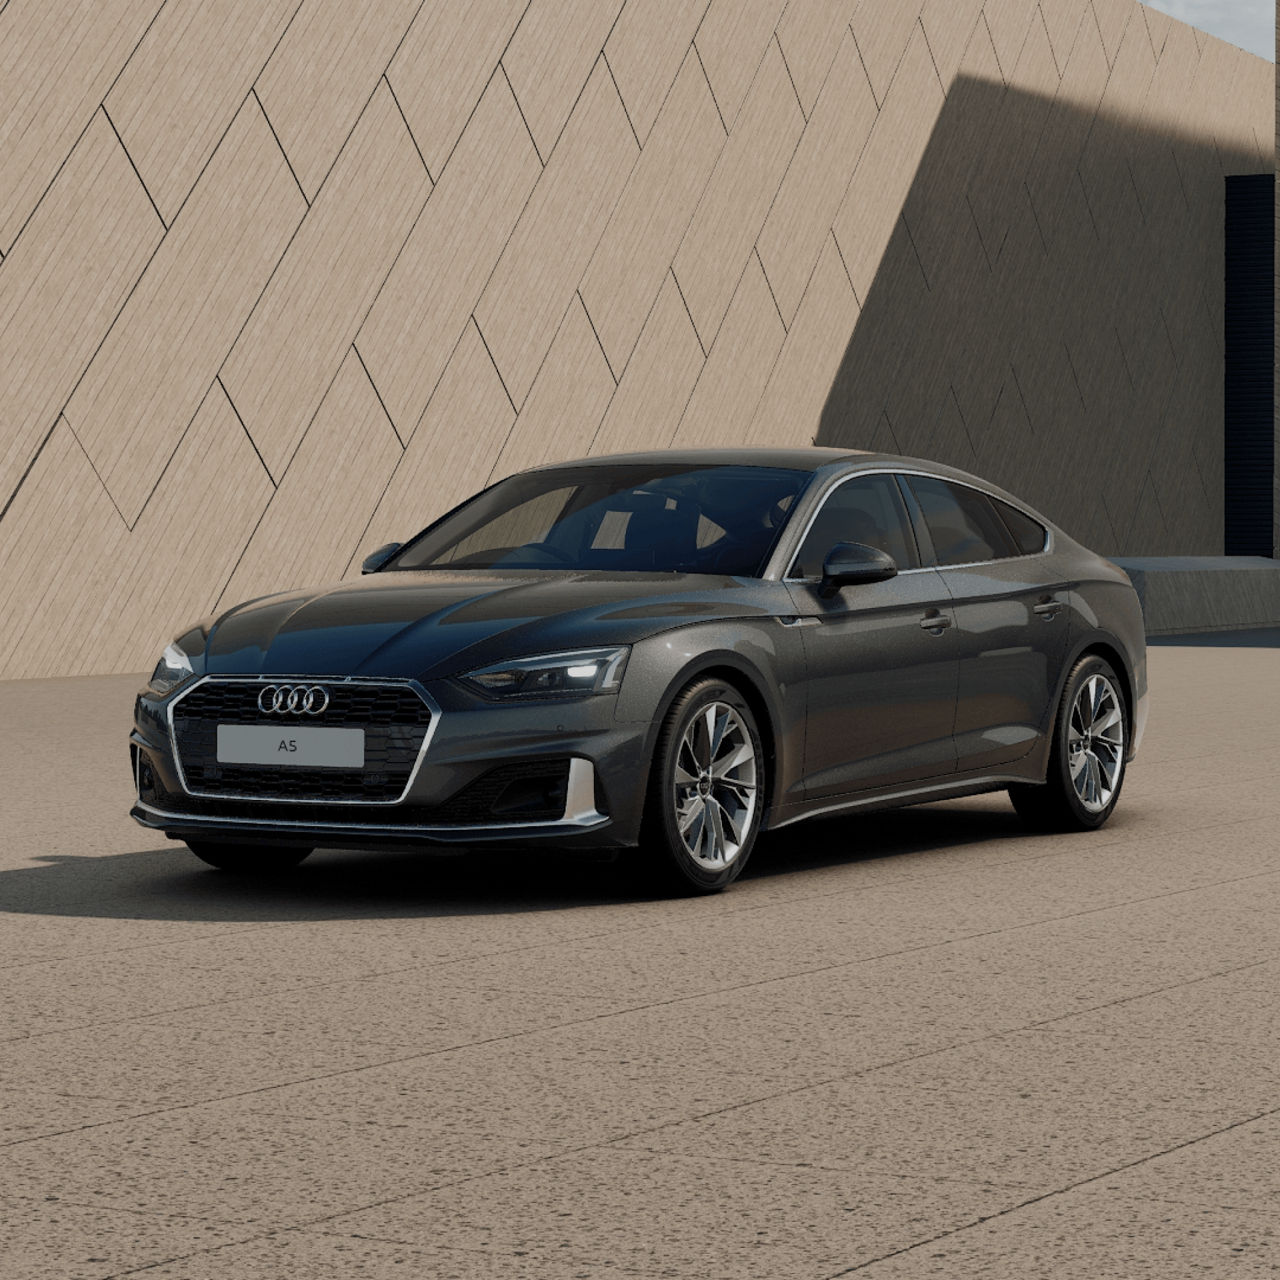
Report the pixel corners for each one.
[614,621,807,820]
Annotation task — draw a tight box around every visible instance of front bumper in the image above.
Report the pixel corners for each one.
[130,674,652,851]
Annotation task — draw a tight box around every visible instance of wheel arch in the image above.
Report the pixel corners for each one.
[640,652,786,820]
[1048,633,1138,764]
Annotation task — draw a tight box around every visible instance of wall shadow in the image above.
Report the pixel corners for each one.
[818,73,1264,556]
[0,801,1028,924]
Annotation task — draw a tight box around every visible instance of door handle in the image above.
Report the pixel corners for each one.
[1034,598,1064,620]
[919,611,952,632]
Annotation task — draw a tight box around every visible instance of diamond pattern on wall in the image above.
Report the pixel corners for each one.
[0,0,1272,677]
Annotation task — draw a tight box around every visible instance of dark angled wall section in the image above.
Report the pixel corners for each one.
[819,62,1264,557]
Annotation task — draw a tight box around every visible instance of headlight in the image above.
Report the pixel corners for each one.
[460,647,630,699]
[148,642,196,695]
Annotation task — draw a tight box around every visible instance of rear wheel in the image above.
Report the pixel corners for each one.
[1010,655,1128,832]
[184,841,313,873]
[640,679,764,894]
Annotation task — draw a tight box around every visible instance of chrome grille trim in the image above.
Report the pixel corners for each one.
[165,675,442,805]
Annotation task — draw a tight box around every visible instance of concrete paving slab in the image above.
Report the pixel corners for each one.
[0,1193,261,1280]
[0,636,1277,1275]
[329,1147,1013,1278]
[853,1174,1280,1278]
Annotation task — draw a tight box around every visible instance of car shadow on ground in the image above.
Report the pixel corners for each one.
[0,799,1030,925]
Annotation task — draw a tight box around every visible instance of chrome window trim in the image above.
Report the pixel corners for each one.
[135,758,607,833]
[772,466,1052,583]
[165,675,443,806]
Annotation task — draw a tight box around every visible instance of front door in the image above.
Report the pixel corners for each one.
[785,472,959,798]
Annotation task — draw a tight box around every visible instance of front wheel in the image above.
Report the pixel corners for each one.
[640,679,765,894]
[184,841,313,873]
[1010,655,1128,832]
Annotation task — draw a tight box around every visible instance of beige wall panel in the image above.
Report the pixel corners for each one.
[1088,0,1133,66]
[832,27,943,302]
[850,0,922,105]
[1077,21,1157,242]
[0,421,126,676]
[67,99,305,524]
[672,256,785,448]
[474,61,638,408]
[672,42,804,349]
[356,321,515,562]
[355,75,540,440]
[1039,0,1090,73]
[491,298,615,478]
[751,235,861,444]
[1024,12,1109,250]
[981,0,1039,78]
[775,0,856,115]
[221,85,430,478]
[502,0,625,160]
[113,383,274,668]
[254,0,422,199]
[105,0,301,224]
[590,274,706,457]
[899,23,1002,285]
[0,114,162,510]
[220,352,400,607]
[694,0,788,127]
[0,0,1268,675]
[757,31,876,325]
[918,0,986,91]
[1138,3,1174,61]
[605,0,708,143]
[966,11,1060,265]
[579,53,725,378]
[0,0,161,253]
[387,0,526,180]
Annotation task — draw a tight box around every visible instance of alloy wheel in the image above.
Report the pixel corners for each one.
[1067,673,1124,813]
[672,701,758,870]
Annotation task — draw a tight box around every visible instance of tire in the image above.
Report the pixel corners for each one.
[184,841,313,873]
[1009,654,1129,832]
[640,678,765,894]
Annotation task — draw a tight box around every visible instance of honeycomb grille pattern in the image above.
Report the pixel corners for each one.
[171,681,431,802]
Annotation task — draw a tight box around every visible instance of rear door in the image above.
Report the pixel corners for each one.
[785,472,959,798]
[901,475,1070,773]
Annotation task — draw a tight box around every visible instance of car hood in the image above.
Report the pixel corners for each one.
[202,570,775,680]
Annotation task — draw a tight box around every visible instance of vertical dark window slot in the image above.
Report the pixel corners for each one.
[1224,173,1275,556]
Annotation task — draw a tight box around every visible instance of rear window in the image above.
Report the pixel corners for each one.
[990,496,1048,556]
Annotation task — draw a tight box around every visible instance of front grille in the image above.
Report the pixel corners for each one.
[170,680,432,803]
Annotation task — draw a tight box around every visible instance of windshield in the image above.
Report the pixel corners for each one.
[385,463,811,576]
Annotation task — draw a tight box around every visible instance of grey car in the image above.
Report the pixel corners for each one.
[130,448,1147,892]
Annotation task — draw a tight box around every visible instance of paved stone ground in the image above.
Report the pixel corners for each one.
[1,636,1278,1279]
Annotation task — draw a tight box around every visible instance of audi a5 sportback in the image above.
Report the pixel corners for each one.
[131,449,1146,892]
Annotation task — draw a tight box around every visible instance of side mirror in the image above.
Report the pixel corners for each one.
[819,542,897,598]
[361,542,401,574]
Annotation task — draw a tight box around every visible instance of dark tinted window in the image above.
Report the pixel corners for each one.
[387,464,810,576]
[906,476,1016,566]
[990,496,1047,555]
[789,474,918,578]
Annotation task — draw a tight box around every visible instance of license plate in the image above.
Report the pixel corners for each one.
[216,724,365,769]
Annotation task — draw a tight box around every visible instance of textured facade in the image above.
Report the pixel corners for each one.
[0,0,1272,679]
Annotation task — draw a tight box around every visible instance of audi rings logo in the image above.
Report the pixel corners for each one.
[257,684,330,715]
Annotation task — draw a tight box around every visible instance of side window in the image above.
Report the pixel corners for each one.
[990,496,1047,556]
[789,475,919,578]
[906,476,1016,566]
